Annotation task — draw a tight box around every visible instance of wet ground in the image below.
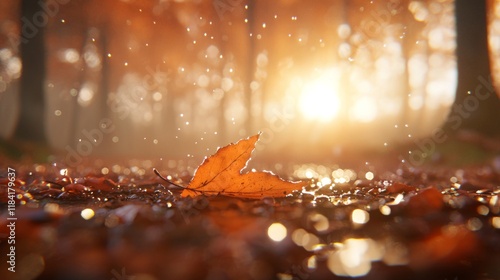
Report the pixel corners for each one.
[1,154,500,280]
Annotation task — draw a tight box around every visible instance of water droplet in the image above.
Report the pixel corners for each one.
[467,217,483,231]
[327,238,380,277]
[81,208,95,220]
[477,205,489,216]
[351,209,370,225]
[268,223,287,242]
[379,205,391,215]
[308,213,329,232]
[492,217,500,229]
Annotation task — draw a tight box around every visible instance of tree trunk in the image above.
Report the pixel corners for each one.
[444,0,500,136]
[14,0,47,143]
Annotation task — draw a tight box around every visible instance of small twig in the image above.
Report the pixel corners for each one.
[153,168,188,189]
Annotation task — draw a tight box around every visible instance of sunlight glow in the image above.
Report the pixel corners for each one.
[328,238,383,277]
[58,48,80,63]
[349,97,377,123]
[299,68,341,122]
[77,83,95,107]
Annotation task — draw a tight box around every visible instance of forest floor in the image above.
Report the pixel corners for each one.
[0,131,500,280]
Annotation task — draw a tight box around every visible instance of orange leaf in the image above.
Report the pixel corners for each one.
[181,133,306,198]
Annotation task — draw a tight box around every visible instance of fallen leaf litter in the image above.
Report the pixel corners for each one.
[1,135,500,279]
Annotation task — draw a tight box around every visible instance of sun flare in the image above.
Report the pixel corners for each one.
[299,68,341,122]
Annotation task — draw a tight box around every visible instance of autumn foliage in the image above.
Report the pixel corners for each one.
[172,133,307,198]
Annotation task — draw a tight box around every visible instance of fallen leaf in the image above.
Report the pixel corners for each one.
[405,187,444,216]
[385,182,416,194]
[409,225,477,269]
[181,133,306,198]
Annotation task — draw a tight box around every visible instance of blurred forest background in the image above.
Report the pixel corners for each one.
[0,0,499,165]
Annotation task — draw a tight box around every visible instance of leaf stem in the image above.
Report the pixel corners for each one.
[153,168,187,189]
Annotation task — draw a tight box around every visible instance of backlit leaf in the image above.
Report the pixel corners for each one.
[181,133,306,198]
